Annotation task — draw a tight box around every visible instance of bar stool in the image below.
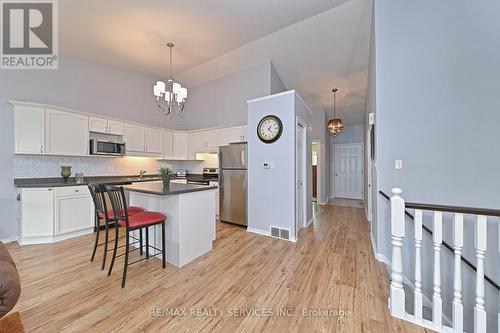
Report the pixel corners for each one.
[87,184,145,270]
[105,185,167,288]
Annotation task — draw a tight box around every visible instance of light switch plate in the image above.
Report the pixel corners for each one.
[394,160,403,170]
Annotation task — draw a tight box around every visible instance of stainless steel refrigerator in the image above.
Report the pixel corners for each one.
[219,143,247,226]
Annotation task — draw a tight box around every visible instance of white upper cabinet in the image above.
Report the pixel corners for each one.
[89,117,124,136]
[14,105,45,154]
[124,123,145,152]
[217,126,245,146]
[241,125,248,142]
[173,132,189,160]
[45,108,89,156]
[88,116,107,134]
[144,127,162,155]
[107,120,124,136]
[163,131,173,159]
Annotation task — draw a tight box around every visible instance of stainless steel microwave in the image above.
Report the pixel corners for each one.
[89,139,125,156]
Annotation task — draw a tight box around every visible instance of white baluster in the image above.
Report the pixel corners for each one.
[433,211,443,329]
[452,213,463,333]
[390,188,405,319]
[474,215,487,333]
[414,209,423,322]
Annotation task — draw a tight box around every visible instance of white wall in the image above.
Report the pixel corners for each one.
[373,1,500,331]
[182,62,274,130]
[247,90,312,239]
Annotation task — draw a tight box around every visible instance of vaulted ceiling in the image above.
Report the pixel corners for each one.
[60,0,372,125]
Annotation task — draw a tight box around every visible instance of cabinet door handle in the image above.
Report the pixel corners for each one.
[40,145,43,153]
[48,188,52,191]
[75,190,79,192]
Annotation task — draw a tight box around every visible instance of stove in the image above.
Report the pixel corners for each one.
[186,168,218,185]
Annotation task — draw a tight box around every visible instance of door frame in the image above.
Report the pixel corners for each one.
[311,140,323,204]
[295,118,307,240]
[334,142,364,200]
[366,127,373,222]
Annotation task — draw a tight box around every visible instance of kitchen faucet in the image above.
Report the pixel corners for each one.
[139,170,147,179]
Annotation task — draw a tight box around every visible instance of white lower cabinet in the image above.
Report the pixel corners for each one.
[20,186,94,244]
[54,187,94,235]
[209,181,219,218]
[21,188,54,238]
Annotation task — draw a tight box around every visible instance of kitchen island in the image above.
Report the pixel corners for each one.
[123,181,217,267]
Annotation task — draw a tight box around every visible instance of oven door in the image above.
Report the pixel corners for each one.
[187,180,209,186]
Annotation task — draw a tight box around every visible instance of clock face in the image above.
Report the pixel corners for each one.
[257,115,283,143]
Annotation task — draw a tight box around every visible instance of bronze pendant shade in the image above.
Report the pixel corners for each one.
[327,88,344,136]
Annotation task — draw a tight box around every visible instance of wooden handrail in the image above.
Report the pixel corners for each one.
[379,190,500,292]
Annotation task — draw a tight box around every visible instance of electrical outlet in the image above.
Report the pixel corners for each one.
[394,160,403,170]
[106,166,114,173]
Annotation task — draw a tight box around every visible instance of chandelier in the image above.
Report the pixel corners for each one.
[153,43,187,115]
[327,88,344,136]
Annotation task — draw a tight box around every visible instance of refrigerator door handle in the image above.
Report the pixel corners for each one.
[219,151,223,189]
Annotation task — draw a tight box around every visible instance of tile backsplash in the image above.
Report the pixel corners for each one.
[12,155,211,178]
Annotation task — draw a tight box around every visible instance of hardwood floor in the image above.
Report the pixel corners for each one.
[7,205,432,332]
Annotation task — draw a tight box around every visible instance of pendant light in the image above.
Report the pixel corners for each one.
[327,88,344,136]
[153,42,187,115]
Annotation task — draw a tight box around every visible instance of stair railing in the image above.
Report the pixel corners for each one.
[384,188,500,333]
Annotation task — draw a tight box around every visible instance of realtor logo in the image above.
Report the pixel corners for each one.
[1,0,58,69]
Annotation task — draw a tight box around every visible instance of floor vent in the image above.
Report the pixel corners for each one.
[270,226,291,240]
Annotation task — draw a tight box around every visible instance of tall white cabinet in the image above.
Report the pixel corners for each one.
[14,105,45,154]
[45,108,89,156]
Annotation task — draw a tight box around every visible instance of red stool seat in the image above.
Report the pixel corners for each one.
[99,206,144,220]
[118,211,166,228]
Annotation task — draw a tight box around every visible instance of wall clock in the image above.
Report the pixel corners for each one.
[257,115,283,143]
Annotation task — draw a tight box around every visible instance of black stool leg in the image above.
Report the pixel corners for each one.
[161,221,166,269]
[121,228,130,288]
[139,229,143,255]
[145,227,149,259]
[101,217,109,271]
[90,210,100,262]
[107,221,119,276]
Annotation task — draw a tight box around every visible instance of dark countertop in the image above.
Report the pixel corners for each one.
[14,175,165,188]
[123,181,217,196]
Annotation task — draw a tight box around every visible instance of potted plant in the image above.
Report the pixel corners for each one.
[159,166,173,187]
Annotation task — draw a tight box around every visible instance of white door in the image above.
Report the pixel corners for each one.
[296,122,305,237]
[206,130,218,147]
[14,106,45,154]
[45,108,89,156]
[144,127,162,154]
[173,132,189,159]
[55,195,94,235]
[163,131,173,159]
[334,143,363,199]
[124,124,145,152]
[89,116,108,134]
[366,128,373,221]
[107,120,124,136]
[21,188,54,238]
[227,127,243,143]
[241,125,248,142]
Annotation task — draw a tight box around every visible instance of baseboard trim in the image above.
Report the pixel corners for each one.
[20,228,93,245]
[246,227,270,237]
[0,236,18,244]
